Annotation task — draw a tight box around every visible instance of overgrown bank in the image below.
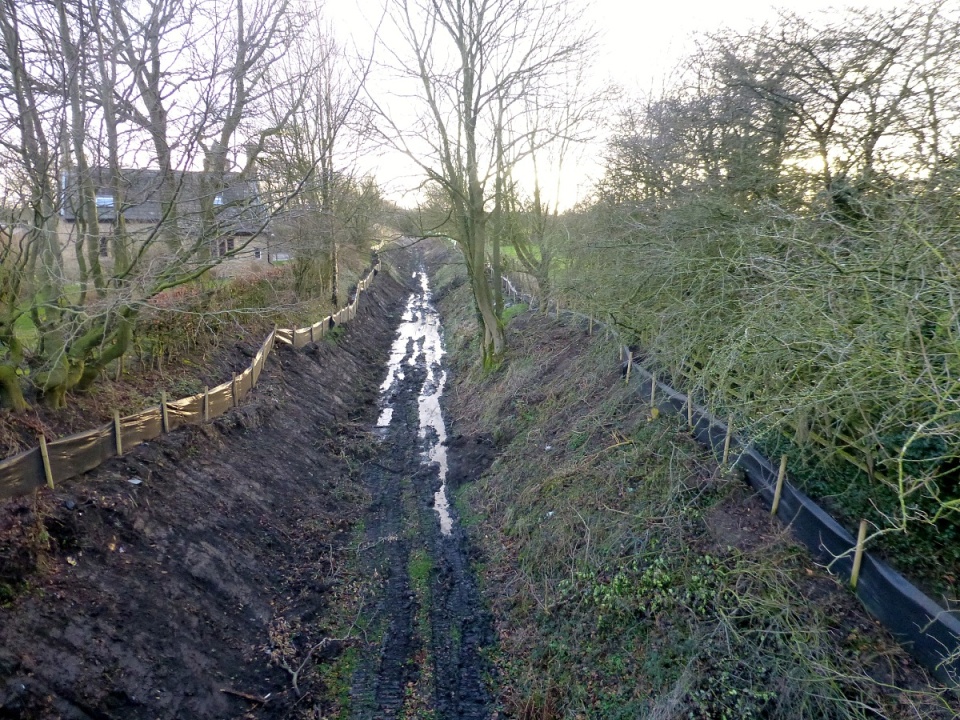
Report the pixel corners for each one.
[433,256,958,718]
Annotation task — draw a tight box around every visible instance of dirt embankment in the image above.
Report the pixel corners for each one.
[0,270,409,718]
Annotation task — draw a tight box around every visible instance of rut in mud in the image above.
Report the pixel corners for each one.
[0,259,492,719]
[348,267,494,719]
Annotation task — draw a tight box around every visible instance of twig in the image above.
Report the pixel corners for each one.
[220,688,270,704]
[279,605,365,696]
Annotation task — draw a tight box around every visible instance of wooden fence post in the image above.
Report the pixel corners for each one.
[624,348,633,384]
[722,414,733,467]
[771,454,788,515]
[850,519,868,589]
[114,411,123,456]
[38,434,54,489]
[649,375,656,407]
[686,394,694,429]
[232,373,239,408]
[203,386,210,423]
[161,391,169,433]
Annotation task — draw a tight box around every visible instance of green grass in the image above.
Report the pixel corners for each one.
[408,550,433,591]
[501,302,527,324]
[317,645,360,718]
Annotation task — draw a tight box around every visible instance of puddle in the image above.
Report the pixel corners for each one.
[377,271,453,535]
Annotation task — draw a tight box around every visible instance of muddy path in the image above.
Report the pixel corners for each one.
[0,269,419,718]
[347,265,494,719]
[0,250,498,718]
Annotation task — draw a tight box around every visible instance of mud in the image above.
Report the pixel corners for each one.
[348,261,494,719]
[0,252,497,719]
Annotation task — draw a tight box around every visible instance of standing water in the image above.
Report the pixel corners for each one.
[377,271,453,535]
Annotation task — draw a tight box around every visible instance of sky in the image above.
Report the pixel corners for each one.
[324,0,908,207]
[584,0,900,94]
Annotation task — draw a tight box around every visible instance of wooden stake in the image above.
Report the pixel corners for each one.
[686,394,694,429]
[310,324,315,343]
[625,349,633,384]
[649,375,656,407]
[771,454,788,515]
[203,386,210,422]
[721,414,733,467]
[851,519,869,590]
[38,434,54,489]
[588,313,593,335]
[161,391,169,433]
[232,373,239,408]
[114,411,123,456]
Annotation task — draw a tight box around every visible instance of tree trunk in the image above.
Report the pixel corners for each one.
[466,220,505,368]
[0,364,27,411]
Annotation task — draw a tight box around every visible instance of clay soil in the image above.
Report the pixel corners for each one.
[342,253,496,719]
[0,269,416,718]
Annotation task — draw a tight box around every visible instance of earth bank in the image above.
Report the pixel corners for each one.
[1,240,957,719]
[427,245,958,719]
[0,267,409,718]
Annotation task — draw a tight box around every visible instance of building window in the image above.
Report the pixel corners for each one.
[214,194,224,206]
[253,247,262,259]
[95,194,114,209]
[218,237,236,256]
[99,237,109,257]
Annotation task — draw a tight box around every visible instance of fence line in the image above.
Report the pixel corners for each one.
[0,262,381,502]
[500,273,960,686]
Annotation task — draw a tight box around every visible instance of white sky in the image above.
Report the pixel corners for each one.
[324,0,909,207]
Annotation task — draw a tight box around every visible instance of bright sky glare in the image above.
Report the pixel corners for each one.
[325,0,909,207]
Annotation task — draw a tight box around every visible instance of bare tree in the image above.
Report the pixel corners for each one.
[373,0,594,368]
[0,0,303,408]
[259,21,376,304]
[497,66,604,313]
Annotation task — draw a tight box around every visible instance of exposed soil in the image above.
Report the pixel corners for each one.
[346,257,495,719]
[3,239,954,719]
[0,249,498,720]
[0,265,395,718]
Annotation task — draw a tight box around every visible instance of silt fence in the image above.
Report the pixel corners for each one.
[0,262,380,502]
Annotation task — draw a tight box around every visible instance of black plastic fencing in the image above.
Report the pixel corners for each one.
[501,274,960,686]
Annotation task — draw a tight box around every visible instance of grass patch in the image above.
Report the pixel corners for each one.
[409,550,433,594]
[501,302,528,324]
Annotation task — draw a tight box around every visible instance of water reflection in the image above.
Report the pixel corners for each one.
[377,271,453,535]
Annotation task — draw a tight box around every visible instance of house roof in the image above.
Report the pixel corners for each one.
[61,168,268,236]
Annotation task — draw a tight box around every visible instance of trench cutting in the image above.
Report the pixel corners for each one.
[377,270,453,535]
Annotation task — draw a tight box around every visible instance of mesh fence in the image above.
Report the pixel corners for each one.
[0,262,380,502]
